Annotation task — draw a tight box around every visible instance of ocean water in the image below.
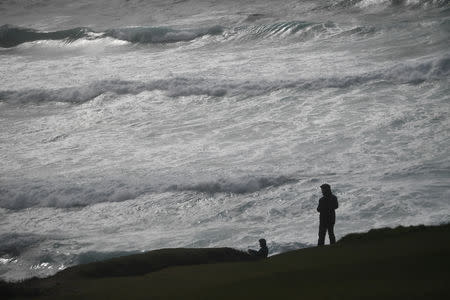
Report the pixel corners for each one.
[0,0,449,281]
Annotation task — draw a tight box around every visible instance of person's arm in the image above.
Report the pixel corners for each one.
[317,197,323,213]
[333,196,338,210]
[248,249,257,256]
[258,247,268,258]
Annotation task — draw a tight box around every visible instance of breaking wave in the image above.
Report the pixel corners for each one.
[324,0,449,10]
[0,25,94,48]
[0,20,380,49]
[1,55,448,105]
[0,180,143,210]
[0,175,297,210]
[2,22,383,51]
[105,25,224,44]
[167,176,297,194]
[0,24,224,48]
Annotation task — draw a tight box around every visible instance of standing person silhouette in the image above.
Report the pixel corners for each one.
[317,183,338,246]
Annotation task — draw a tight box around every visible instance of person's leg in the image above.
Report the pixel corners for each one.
[318,223,326,246]
[328,223,336,244]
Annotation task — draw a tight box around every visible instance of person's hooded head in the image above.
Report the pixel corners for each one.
[320,183,332,197]
[259,238,267,248]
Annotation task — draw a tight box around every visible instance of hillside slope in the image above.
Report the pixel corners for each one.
[3,224,450,299]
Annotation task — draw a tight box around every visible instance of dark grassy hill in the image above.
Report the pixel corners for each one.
[2,223,450,299]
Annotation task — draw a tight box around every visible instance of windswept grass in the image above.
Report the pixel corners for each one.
[66,247,256,278]
[339,223,449,243]
[3,223,450,299]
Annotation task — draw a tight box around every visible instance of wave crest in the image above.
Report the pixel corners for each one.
[0,24,224,48]
[167,176,297,194]
[0,175,297,210]
[1,55,448,105]
[0,24,93,48]
[0,21,374,49]
[0,78,229,104]
[328,0,449,10]
[104,25,223,44]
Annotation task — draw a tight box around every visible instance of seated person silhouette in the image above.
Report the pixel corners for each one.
[248,238,268,258]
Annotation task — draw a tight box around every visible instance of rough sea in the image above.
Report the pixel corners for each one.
[0,0,449,281]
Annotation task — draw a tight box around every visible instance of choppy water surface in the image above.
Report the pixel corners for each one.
[0,0,449,280]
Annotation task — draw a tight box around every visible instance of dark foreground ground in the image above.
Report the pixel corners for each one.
[2,223,450,299]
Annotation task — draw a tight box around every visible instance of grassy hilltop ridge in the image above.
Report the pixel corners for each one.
[2,223,450,299]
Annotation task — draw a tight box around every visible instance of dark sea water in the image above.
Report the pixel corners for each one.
[0,0,449,280]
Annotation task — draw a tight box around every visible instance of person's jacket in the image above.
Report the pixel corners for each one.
[258,246,269,258]
[317,195,338,224]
